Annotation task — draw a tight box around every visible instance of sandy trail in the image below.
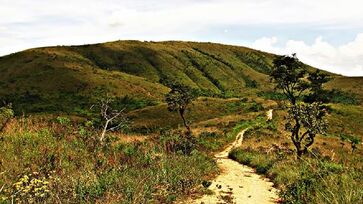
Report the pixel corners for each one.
[191,129,279,204]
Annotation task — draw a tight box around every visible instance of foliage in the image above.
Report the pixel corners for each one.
[197,131,225,151]
[257,91,288,101]
[285,103,328,157]
[270,54,330,158]
[339,134,361,152]
[165,82,196,133]
[230,147,363,204]
[270,54,309,105]
[55,116,71,126]
[327,89,360,105]
[158,130,196,155]
[0,118,219,203]
[0,104,14,131]
[8,172,56,203]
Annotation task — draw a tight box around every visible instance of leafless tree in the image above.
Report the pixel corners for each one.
[92,97,128,143]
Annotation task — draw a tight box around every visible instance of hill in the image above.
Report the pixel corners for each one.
[1,40,363,203]
[0,40,361,115]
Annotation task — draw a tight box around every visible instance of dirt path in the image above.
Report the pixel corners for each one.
[191,129,279,204]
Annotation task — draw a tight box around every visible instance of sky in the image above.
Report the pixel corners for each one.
[1,0,363,76]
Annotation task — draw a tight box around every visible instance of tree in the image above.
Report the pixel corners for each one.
[92,97,128,143]
[285,103,327,158]
[270,54,330,159]
[165,83,196,135]
[304,70,331,104]
[270,53,308,105]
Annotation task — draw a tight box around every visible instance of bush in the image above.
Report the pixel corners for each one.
[197,131,224,151]
[158,130,196,155]
[328,89,359,105]
[0,105,14,131]
[248,101,264,112]
[257,91,287,101]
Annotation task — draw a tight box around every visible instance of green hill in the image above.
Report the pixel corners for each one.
[1,40,363,203]
[0,40,360,114]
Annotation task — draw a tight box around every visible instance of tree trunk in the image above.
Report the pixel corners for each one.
[179,109,190,134]
[297,149,303,160]
[303,135,315,154]
[100,120,110,142]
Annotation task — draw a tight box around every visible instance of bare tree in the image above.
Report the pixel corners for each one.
[92,97,128,143]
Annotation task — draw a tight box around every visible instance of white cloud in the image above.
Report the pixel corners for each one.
[249,34,363,76]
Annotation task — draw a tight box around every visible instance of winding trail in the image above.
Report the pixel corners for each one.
[192,128,279,204]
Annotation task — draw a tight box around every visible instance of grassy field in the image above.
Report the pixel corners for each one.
[0,40,363,203]
[0,116,222,203]
[229,106,363,204]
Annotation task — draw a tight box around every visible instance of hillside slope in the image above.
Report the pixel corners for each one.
[0,40,360,114]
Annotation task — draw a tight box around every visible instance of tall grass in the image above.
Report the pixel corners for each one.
[229,148,363,204]
[0,117,218,203]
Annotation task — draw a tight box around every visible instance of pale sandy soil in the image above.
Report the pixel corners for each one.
[187,129,279,204]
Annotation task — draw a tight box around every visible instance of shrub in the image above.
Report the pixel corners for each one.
[328,89,359,105]
[158,130,196,155]
[0,105,14,131]
[257,91,287,101]
[7,172,56,203]
[197,131,224,151]
[248,101,264,112]
[56,116,71,126]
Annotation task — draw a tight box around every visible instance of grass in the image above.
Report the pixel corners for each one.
[127,97,264,133]
[230,147,363,204]
[228,111,363,204]
[0,116,224,203]
[0,39,362,203]
[3,40,360,116]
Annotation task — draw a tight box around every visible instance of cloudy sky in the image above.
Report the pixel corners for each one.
[1,0,363,76]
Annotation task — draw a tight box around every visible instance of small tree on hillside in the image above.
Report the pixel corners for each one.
[165,83,196,135]
[270,54,330,159]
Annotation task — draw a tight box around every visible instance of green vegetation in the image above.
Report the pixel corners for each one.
[0,117,223,203]
[230,147,363,204]
[0,104,13,131]
[228,106,363,204]
[270,54,330,158]
[165,82,196,134]
[0,41,362,203]
[327,89,360,105]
